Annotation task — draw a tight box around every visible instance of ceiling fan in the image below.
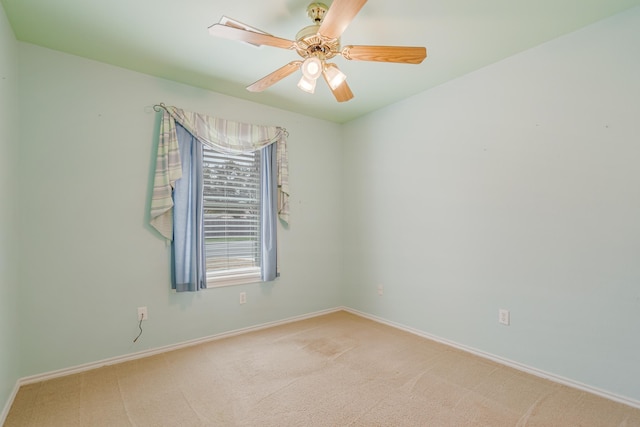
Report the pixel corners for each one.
[208,0,427,102]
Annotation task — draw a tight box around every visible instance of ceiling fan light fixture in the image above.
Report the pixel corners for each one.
[300,56,323,80]
[297,75,317,93]
[323,64,347,90]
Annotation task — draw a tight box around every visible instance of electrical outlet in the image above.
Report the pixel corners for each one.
[498,309,510,326]
[137,306,148,321]
[239,292,247,304]
[377,285,383,296]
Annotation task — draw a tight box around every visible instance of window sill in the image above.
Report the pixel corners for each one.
[206,270,261,288]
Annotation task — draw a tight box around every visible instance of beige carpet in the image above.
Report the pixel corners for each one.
[5,311,640,426]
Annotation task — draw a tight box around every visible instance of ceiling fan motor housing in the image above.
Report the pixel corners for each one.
[295,30,340,59]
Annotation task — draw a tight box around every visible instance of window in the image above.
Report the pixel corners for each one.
[150,108,286,293]
[203,145,262,287]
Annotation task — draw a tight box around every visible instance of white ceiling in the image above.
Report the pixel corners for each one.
[3,0,640,123]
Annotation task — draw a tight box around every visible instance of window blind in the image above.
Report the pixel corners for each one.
[203,145,261,286]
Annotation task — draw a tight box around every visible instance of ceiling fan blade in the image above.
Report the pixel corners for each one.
[247,61,302,92]
[322,64,354,102]
[328,80,354,103]
[341,45,427,64]
[317,0,367,40]
[208,23,296,50]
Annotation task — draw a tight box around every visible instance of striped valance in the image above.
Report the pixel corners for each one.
[150,104,290,240]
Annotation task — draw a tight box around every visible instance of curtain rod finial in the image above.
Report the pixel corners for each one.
[153,103,168,113]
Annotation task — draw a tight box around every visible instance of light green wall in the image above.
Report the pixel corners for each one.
[4,4,640,414]
[15,42,344,377]
[343,7,640,401]
[0,1,20,418]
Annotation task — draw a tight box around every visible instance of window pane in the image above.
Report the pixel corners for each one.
[203,146,261,286]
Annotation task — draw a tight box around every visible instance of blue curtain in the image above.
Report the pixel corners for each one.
[261,143,278,281]
[172,124,206,292]
[172,124,277,291]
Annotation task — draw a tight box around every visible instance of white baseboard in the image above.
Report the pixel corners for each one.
[343,307,640,410]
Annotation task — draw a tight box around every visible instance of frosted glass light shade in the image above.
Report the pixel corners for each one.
[297,75,317,93]
[301,57,323,80]
[323,65,347,90]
